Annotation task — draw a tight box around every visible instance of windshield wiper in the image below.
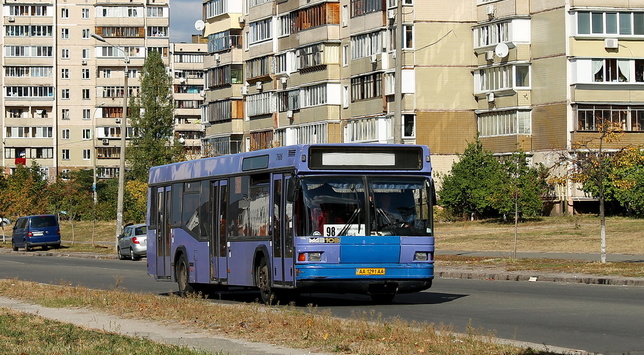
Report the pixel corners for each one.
[338,207,361,236]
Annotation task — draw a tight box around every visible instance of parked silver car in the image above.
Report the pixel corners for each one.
[117,223,147,260]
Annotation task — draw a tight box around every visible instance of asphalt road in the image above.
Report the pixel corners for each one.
[1,253,643,354]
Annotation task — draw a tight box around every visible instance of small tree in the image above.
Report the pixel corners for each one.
[554,120,624,263]
[608,146,644,216]
[128,50,184,182]
[491,151,548,219]
[439,138,505,220]
[0,163,48,217]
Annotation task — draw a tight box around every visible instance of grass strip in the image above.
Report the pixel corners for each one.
[0,279,553,355]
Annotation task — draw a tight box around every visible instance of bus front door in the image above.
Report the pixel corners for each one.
[272,174,294,287]
[155,186,172,279]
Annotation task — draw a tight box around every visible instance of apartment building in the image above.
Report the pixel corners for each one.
[171,41,207,159]
[199,0,644,213]
[2,0,170,179]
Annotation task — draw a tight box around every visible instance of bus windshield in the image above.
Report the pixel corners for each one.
[298,176,432,237]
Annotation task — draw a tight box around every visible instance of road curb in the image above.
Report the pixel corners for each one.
[437,268,644,287]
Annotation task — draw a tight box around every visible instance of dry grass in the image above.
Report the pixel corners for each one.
[0,279,549,355]
[437,215,644,254]
[0,307,211,354]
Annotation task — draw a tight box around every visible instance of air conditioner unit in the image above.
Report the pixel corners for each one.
[280,77,288,85]
[179,77,186,83]
[8,17,15,22]
[605,38,619,49]
[256,81,263,90]
[485,51,494,61]
[241,85,248,95]
[387,9,396,20]
[370,53,378,64]
[115,118,121,123]
[214,53,221,62]
[81,60,88,65]
[102,139,109,145]
[238,16,245,24]
[486,5,495,17]
[487,92,495,102]
[286,110,293,118]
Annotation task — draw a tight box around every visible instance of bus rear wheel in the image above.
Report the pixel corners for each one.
[176,255,196,296]
[256,258,276,304]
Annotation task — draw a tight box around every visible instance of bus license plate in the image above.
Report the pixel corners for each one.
[356,268,385,275]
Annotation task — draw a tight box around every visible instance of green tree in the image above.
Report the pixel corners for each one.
[607,146,644,216]
[127,50,183,182]
[490,151,548,219]
[438,138,505,219]
[0,163,48,218]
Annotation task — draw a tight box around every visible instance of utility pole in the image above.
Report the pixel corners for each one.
[91,33,129,245]
[393,0,403,144]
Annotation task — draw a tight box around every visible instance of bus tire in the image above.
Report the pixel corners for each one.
[176,254,196,296]
[256,258,275,304]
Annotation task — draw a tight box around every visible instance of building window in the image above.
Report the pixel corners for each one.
[301,84,328,108]
[474,21,510,48]
[82,49,90,59]
[62,109,70,120]
[103,69,112,78]
[82,89,90,100]
[246,92,273,117]
[290,3,340,33]
[475,64,531,93]
[82,129,91,140]
[351,30,384,59]
[147,6,165,17]
[82,29,90,39]
[6,86,54,98]
[576,105,644,131]
[61,8,69,18]
[83,149,91,160]
[62,149,70,160]
[83,109,91,120]
[61,48,70,59]
[249,18,272,44]
[351,0,383,17]
[245,56,271,79]
[61,28,69,39]
[62,129,70,140]
[351,73,382,102]
[147,26,168,37]
[62,89,70,99]
[478,110,532,137]
[403,114,415,138]
[61,68,69,79]
[403,25,414,49]
[82,68,90,79]
[81,8,90,19]
[577,11,644,36]
[204,0,227,18]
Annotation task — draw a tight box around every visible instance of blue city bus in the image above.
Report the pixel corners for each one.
[147,144,435,303]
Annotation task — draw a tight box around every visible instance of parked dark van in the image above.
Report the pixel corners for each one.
[11,215,61,251]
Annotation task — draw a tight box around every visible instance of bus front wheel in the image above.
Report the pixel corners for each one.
[256,258,276,304]
[176,255,196,295]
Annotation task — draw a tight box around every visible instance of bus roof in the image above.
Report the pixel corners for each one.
[148,144,432,185]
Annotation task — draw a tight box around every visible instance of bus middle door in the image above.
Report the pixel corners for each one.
[272,174,294,287]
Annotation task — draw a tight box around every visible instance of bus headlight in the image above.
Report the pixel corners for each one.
[414,252,429,261]
[308,252,322,261]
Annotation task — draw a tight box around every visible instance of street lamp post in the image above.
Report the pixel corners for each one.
[91,33,129,244]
